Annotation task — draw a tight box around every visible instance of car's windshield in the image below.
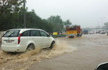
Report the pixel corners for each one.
[3,30,20,37]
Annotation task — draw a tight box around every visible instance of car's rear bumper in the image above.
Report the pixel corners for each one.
[1,45,26,52]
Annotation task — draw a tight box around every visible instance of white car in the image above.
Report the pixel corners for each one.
[89,31,94,34]
[100,30,106,34]
[1,28,55,52]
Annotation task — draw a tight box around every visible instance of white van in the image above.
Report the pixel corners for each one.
[1,28,55,52]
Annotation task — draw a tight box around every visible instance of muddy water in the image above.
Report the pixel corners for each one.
[27,34,108,70]
[1,34,108,70]
[0,40,76,70]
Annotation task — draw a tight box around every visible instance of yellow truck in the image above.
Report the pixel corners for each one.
[66,25,82,38]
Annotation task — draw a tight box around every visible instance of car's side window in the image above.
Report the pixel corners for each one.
[21,31,30,36]
[40,31,48,37]
[31,30,40,36]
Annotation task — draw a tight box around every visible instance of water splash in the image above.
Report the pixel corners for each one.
[0,40,77,70]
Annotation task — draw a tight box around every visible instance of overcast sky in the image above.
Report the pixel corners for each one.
[26,0,108,28]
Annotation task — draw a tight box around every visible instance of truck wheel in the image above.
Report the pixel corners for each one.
[77,34,80,37]
[80,33,82,36]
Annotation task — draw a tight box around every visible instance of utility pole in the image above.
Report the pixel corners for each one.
[24,0,26,28]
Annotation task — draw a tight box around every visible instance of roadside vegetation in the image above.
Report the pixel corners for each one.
[0,0,72,33]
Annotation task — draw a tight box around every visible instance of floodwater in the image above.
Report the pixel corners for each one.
[0,34,108,70]
[0,40,76,70]
[27,34,108,70]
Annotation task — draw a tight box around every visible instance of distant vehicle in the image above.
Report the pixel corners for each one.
[1,28,55,52]
[89,31,94,34]
[100,30,105,34]
[53,32,58,38]
[96,30,100,33]
[106,30,108,35]
[62,32,66,37]
[66,25,82,38]
[93,31,96,34]
[83,30,88,34]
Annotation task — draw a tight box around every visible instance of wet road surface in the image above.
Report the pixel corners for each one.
[27,34,108,70]
[0,34,108,70]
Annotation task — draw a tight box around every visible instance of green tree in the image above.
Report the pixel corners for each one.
[104,22,108,27]
[18,10,54,33]
[104,22,108,29]
[0,0,24,30]
[0,0,72,33]
[64,19,72,26]
[47,15,63,32]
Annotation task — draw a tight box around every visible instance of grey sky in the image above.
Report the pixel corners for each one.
[26,0,108,28]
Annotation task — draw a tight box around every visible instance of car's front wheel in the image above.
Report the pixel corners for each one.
[50,41,55,49]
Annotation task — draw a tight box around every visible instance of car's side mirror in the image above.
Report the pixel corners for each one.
[95,62,108,70]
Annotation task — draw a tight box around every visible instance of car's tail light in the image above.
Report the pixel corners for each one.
[1,34,4,44]
[18,34,21,44]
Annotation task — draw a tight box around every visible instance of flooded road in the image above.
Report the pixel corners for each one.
[0,34,108,70]
[28,34,108,70]
[0,39,76,70]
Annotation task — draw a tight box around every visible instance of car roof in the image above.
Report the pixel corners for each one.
[9,28,42,30]
[7,28,44,33]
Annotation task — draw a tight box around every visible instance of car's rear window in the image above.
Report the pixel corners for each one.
[3,30,20,37]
